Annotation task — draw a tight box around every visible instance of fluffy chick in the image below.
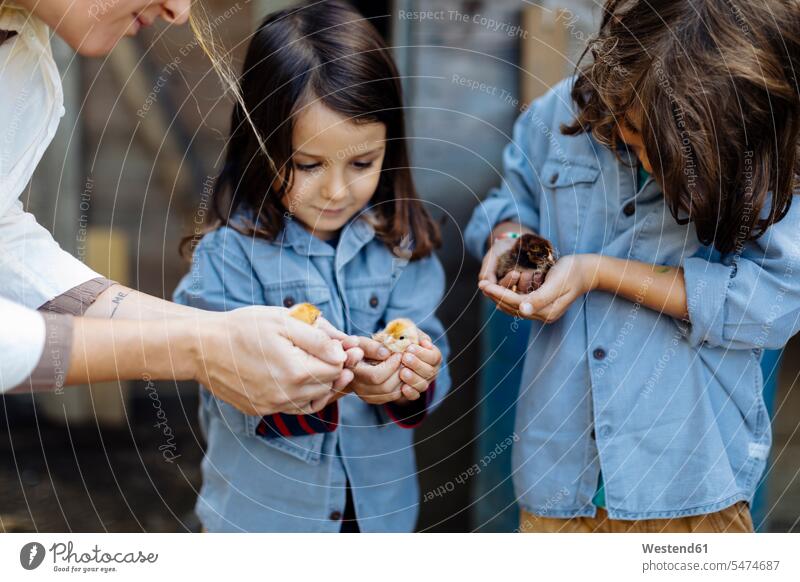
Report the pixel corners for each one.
[288,303,321,326]
[373,318,420,353]
[495,233,556,293]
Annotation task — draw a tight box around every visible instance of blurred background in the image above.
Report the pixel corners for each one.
[1,0,798,532]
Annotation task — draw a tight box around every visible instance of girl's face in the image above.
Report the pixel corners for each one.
[282,102,387,241]
[18,0,190,56]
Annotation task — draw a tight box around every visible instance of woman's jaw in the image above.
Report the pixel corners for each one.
[17,0,190,57]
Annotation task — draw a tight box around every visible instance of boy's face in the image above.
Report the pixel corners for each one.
[281,102,387,241]
[617,114,653,174]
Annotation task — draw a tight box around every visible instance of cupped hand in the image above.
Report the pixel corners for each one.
[478,236,518,286]
[479,254,601,323]
[397,335,442,402]
[349,353,405,405]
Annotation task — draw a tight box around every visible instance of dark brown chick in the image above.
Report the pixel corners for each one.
[494,233,556,293]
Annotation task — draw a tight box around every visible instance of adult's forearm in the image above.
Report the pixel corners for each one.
[65,316,199,385]
[595,256,689,321]
[72,285,203,383]
[84,284,197,320]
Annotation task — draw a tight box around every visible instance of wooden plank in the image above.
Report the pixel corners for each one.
[520,5,569,104]
[85,228,132,428]
[37,228,132,428]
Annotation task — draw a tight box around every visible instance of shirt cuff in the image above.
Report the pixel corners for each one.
[11,312,73,392]
[464,197,540,260]
[39,277,116,315]
[681,257,734,347]
[383,380,436,429]
[255,402,340,439]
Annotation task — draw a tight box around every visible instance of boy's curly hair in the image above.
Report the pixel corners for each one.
[563,0,800,255]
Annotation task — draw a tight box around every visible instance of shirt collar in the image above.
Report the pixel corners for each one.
[278,213,376,263]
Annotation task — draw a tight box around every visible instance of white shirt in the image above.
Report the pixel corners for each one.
[0,6,99,391]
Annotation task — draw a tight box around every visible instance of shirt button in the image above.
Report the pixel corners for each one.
[623,201,636,216]
[599,426,612,438]
[550,172,559,184]
[283,296,295,308]
[329,510,342,521]
[593,348,606,360]
[369,295,379,308]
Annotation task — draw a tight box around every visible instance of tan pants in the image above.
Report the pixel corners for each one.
[520,502,754,533]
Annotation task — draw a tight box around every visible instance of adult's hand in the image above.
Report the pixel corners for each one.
[67,286,361,415]
[193,306,351,416]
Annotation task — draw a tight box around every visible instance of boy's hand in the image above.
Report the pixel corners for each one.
[396,335,441,403]
[478,236,517,285]
[479,254,602,323]
[478,222,536,285]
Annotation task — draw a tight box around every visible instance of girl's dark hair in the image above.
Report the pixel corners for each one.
[563,0,800,255]
[184,0,439,259]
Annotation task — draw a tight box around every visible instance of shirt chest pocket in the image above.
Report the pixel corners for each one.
[201,378,327,465]
[345,278,392,337]
[630,206,701,266]
[246,416,326,464]
[540,159,600,255]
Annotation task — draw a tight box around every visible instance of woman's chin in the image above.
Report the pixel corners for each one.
[73,33,122,57]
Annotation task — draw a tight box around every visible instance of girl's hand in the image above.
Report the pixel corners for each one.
[349,353,405,405]
[397,336,441,403]
[349,333,441,404]
[317,316,365,374]
[479,254,602,323]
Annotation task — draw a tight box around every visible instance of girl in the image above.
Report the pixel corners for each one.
[467,0,800,532]
[174,0,449,532]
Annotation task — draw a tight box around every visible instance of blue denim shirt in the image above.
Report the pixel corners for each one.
[465,78,800,520]
[173,215,450,531]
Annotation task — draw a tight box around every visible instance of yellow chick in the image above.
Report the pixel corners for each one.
[372,318,420,353]
[288,303,321,326]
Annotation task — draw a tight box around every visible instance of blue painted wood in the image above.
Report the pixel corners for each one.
[473,301,529,531]
[754,349,781,532]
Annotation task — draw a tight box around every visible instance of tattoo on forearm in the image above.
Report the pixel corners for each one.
[109,291,130,319]
[654,266,671,274]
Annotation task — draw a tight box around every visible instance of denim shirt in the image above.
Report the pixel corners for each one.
[465,78,800,520]
[173,215,450,532]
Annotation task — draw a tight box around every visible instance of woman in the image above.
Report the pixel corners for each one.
[0,0,362,415]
